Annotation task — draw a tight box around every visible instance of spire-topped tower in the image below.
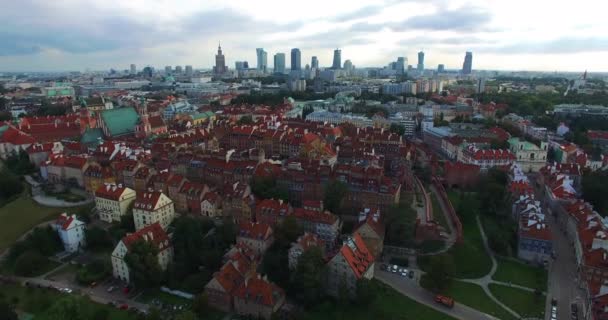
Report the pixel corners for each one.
[214,41,226,74]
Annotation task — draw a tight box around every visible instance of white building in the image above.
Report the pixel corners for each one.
[133,192,175,231]
[94,183,137,223]
[52,213,86,253]
[111,222,173,283]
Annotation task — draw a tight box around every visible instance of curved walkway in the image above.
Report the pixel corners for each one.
[32,195,93,207]
[458,216,541,320]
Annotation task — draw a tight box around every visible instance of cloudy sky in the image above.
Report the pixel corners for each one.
[1,0,606,72]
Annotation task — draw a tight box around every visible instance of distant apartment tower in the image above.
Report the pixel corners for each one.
[396,57,406,74]
[214,44,227,74]
[462,51,473,74]
[291,48,301,71]
[185,65,193,76]
[332,49,342,69]
[274,53,286,74]
[437,64,445,73]
[476,78,486,94]
[164,66,172,74]
[256,48,268,72]
[130,64,136,75]
[235,61,246,70]
[417,51,424,71]
[311,56,319,69]
[175,66,183,74]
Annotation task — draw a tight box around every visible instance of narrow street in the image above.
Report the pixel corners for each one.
[532,175,586,320]
[375,266,499,320]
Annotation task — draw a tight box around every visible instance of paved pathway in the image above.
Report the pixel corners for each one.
[375,267,500,320]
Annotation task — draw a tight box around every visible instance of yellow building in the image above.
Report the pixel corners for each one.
[94,183,136,223]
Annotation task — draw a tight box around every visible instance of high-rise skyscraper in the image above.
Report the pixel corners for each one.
[235,61,246,70]
[462,51,473,74]
[437,64,445,73]
[396,57,406,74]
[175,66,183,74]
[291,48,301,71]
[130,64,136,75]
[214,44,227,74]
[185,65,193,76]
[311,56,319,69]
[332,49,342,69]
[417,51,425,71]
[274,53,286,74]
[165,66,172,74]
[256,48,267,72]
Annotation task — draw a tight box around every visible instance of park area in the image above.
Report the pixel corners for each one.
[301,280,457,320]
[493,257,548,290]
[0,193,65,251]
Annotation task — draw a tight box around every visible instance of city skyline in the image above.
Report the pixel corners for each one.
[0,0,607,72]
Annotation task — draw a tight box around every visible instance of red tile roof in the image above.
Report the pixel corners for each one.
[339,233,374,279]
[133,192,164,211]
[95,183,130,201]
[55,213,75,230]
[233,275,285,307]
[238,222,273,241]
[121,222,171,252]
[293,208,338,225]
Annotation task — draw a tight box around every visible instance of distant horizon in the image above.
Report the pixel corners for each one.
[1,0,606,73]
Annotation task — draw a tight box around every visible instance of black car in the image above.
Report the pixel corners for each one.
[551,298,558,306]
[408,271,414,279]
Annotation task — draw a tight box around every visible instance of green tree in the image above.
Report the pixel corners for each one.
[237,115,253,125]
[323,180,348,214]
[124,240,164,288]
[85,227,113,251]
[47,296,86,320]
[290,246,325,305]
[355,278,376,305]
[389,123,406,136]
[274,216,302,247]
[14,251,47,276]
[422,254,454,292]
[251,177,289,201]
[0,300,18,320]
[582,170,608,216]
[175,311,197,320]
[0,169,23,201]
[192,293,209,318]
[92,308,109,320]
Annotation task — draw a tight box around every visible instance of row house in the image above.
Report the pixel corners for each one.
[236,222,274,256]
[353,208,385,258]
[94,183,136,223]
[514,196,552,264]
[83,164,116,193]
[293,208,341,251]
[288,232,325,270]
[41,154,89,187]
[223,182,254,223]
[133,191,175,231]
[255,199,293,227]
[458,144,515,170]
[182,182,210,214]
[201,191,222,218]
[205,244,284,320]
[26,142,63,167]
[111,222,173,283]
[111,159,142,189]
[325,233,375,298]
[133,166,155,193]
[0,125,36,159]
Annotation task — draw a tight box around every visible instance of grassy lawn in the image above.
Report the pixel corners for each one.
[0,193,68,251]
[493,257,548,290]
[301,280,457,320]
[418,191,492,279]
[136,288,193,306]
[0,283,137,320]
[430,192,450,231]
[489,284,545,319]
[446,281,517,320]
[1,258,62,278]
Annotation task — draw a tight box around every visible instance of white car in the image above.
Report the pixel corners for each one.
[60,288,73,294]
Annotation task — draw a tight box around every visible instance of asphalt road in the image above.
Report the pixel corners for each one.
[375,267,500,320]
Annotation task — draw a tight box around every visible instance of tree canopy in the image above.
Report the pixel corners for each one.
[124,240,164,288]
[290,246,325,306]
[323,180,348,214]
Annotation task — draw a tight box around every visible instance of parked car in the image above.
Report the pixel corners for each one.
[434,295,454,308]
[408,270,414,279]
[118,304,129,310]
[107,286,115,293]
[380,264,388,271]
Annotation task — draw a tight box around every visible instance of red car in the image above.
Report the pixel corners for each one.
[118,304,129,310]
[434,295,455,308]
